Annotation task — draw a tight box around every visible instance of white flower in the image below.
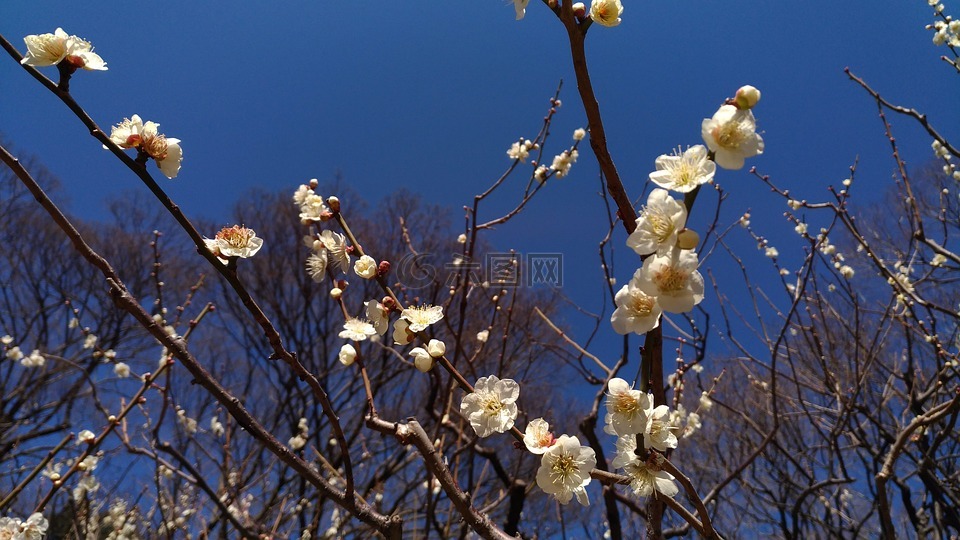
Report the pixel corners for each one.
[426,339,446,358]
[319,230,351,273]
[338,344,357,366]
[299,193,331,222]
[589,0,623,27]
[765,246,779,258]
[550,150,578,178]
[627,189,687,256]
[6,345,24,362]
[114,362,130,378]
[573,128,586,141]
[139,120,182,179]
[354,255,378,279]
[177,408,198,435]
[21,349,45,368]
[289,433,307,450]
[623,458,679,498]
[611,274,662,336]
[206,225,264,259]
[391,318,413,345]
[699,391,714,411]
[643,405,679,452]
[460,375,519,437]
[507,140,530,162]
[513,0,530,19]
[21,28,107,70]
[339,318,377,341]
[637,250,705,313]
[523,418,556,454]
[78,429,96,444]
[611,435,638,469]
[400,304,443,333]
[476,329,490,343]
[605,378,652,435]
[1,335,12,345]
[83,334,98,349]
[701,104,764,170]
[109,115,145,149]
[410,347,434,372]
[839,265,855,279]
[365,300,389,336]
[535,435,596,506]
[306,251,328,282]
[649,145,716,193]
[211,416,225,437]
[292,184,314,206]
[534,165,549,183]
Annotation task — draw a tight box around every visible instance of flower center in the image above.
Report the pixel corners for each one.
[142,133,169,160]
[655,266,688,294]
[482,394,503,415]
[551,454,577,479]
[630,294,654,317]
[644,208,674,243]
[612,393,641,415]
[217,226,253,248]
[713,122,745,149]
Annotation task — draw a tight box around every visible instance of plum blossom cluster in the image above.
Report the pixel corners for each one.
[604,378,679,498]
[2,335,45,368]
[926,0,960,47]
[612,86,765,336]
[108,115,183,179]
[20,27,107,71]
[0,512,48,540]
[524,418,596,505]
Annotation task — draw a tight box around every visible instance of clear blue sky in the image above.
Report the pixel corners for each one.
[2,1,957,345]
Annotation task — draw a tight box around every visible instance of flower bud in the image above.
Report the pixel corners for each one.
[677,229,700,250]
[734,85,761,110]
[410,347,435,372]
[427,339,446,358]
[309,178,319,189]
[339,344,357,366]
[378,260,391,276]
[572,2,586,18]
[326,196,340,213]
[330,287,342,300]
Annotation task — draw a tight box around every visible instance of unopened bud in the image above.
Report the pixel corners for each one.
[309,178,319,189]
[382,296,396,310]
[572,2,586,17]
[378,260,391,276]
[326,196,340,213]
[330,287,343,300]
[677,229,700,250]
[735,85,761,110]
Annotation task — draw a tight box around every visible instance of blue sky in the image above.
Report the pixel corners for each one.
[2,1,957,345]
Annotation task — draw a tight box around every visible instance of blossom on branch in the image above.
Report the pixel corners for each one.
[400,304,443,333]
[523,418,556,454]
[622,457,679,498]
[535,435,596,506]
[107,116,182,178]
[21,28,107,70]
[204,226,263,261]
[637,249,705,313]
[611,273,662,335]
[649,145,716,193]
[354,255,378,279]
[339,318,377,341]
[701,104,764,170]
[589,0,623,27]
[319,230,351,273]
[605,378,652,435]
[460,375,519,437]
[627,189,687,256]
[644,405,679,452]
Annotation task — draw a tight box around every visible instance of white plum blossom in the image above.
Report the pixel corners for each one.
[339,318,377,341]
[702,104,764,170]
[535,435,596,506]
[605,378,652,435]
[22,349,45,368]
[211,416,225,437]
[400,304,444,333]
[392,318,414,345]
[140,121,182,178]
[589,0,623,27]
[114,362,130,378]
[507,140,530,162]
[644,405,679,452]
[637,250,705,313]
[338,344,357,366]
[611,434,638,469]
[299,193,331,222]
[611,274,662,336]
[523,418,556,454]
[476,329,490,343]
[21,28,107,70]
[83,334,98,350]
[365,300,389,336]
[460,375,519,437]
[108,115,145,149]
[306,251,328,282]
[292,184,314,206]
[409,347,434,372]
[0,512,50,540]
[204,225,264,260]
[627,189,687,256]
[649,145,716,193]
[77,430,96,444]
[623,458,679,498]
[550,150,578,178]
[354,255,378,279]
[5,346,23,361]
[573,128,586,141]
[319,230,351,273]
[735,85,761,110]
